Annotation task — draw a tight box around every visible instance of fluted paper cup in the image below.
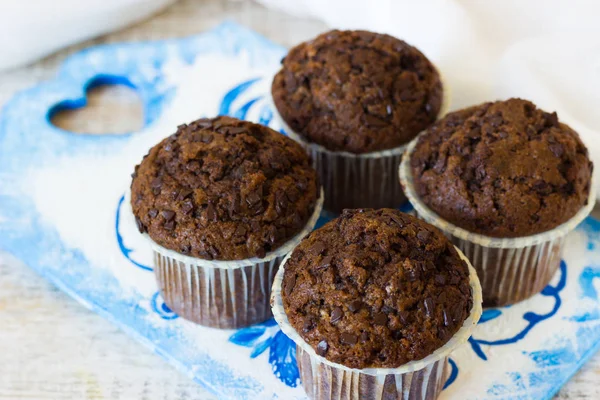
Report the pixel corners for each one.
[400,138,596,307]
[270,75,451,215]
[271,248,482,400]
[131,189,323,329]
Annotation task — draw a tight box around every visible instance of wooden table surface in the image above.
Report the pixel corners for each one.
[0,0,598,398]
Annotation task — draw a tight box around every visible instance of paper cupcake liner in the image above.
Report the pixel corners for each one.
[270,74,451,215]
[135,189,323,329]
[297,346,448,400]
[271,247,482,400]
[400,138,596,306]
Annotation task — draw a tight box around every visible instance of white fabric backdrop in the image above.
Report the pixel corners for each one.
[258,0,600,199]
[0,0,174,71]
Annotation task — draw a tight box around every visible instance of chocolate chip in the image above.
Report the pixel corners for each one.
[443,309,451,326]
[437,292,448,304]
[424,297,435,318]
[416,230,431,242]
[180,245,191,254]
[398,311,409,325]
[545,111,559,128]
[389,213,405,227]
[161,210,175,221]
[151,177,162,189]
[267,228,277,245]
[420,261,436,273]
[195,119,213,128]
[177,189,193,201]
[181,199,194,214]
[250,220,261,232]
[310,242,326,255]
[330,307,343,323]
[533,180,553,195]
[405,268,420,281]
[292,212,303,227]
[316,340,328,356]
[275,191,289,215]
[198,249,213,260]
[373,312,388,325]
[340,333,358,345]
[186,161,201,174]
[207,245,219,259]
[363,114,388,127]
[200,133,213,143]
[246,191,261,207]
[347,300,363,312]
[549,143,564,158]
[451,304,464,322]
[283,274,296,297]
[317,255,333,270]
[434,274,447,285]
[206,203,217,222]
[164,220,175,231]
[230,196,241,214]
[424,102,433,115]
[303,318,314,332]
[296,180,307,191]
[360,332,369,342]
[255,246,266,259]
[488,114,503,127]
[148,209,158,218]
[225,126,248,135]
[135,217,146,233]
[234,225,247,237]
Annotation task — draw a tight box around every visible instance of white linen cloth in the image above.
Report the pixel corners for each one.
[258,0,600,200]
[0,0,174,71]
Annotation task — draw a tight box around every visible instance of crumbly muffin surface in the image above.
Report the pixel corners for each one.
[411,98,593,237]
[272,30,443,154]
[282,209,472,369]
[131,116,319,260]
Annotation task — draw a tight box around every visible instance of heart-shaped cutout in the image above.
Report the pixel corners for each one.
[50,76,144,135]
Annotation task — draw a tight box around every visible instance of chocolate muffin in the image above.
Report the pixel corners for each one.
[281,209,472,369]
[131,116,319,260]
[410,98,593,237]
[271,29,445,214]
[272,30,443,154]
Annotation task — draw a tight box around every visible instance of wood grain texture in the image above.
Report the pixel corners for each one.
[0,0,597,398]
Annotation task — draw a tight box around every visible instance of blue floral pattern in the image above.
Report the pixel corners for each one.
[229,319,299,387]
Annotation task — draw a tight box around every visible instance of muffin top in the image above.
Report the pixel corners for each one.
[130,116,319,260]
[281,209,472,369]
[271,30,443,154]
[410,98,593,238]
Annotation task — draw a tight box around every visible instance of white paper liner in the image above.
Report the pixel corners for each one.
[129,188,323,328]
[271,247,483,377]
[296,346,448,400]
[154,251,282,328]
[399,138,597,249]
[270,73,450,214]
[450,234,566,306]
